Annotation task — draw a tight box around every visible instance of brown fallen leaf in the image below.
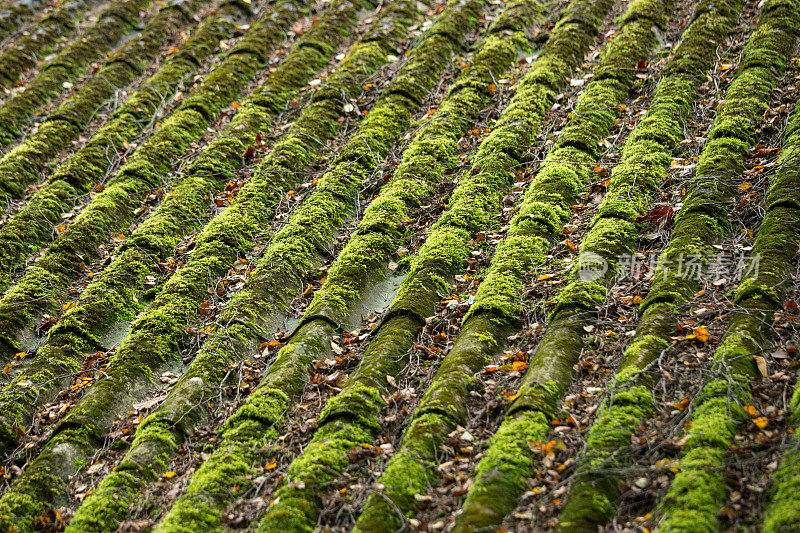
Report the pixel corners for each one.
[754,355,768,379]
[635,204,675,224]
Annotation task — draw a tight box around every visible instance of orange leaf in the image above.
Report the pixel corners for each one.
[672,397,690,411]
[693,326,709,343]
[502,390,519,401]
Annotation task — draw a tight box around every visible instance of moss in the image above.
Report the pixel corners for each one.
[0,0,106,90]
[453,410,550,532]
[763,443,800,532]
[536,0,791,526]
[653,7,800,526]
[0,0,375,519]
[0,0,50,39]
[255,4,555,527]
[258,381,391,531]
[78,2,469,530]
[751,116,800,529]
[0,0,308,372]
[153,390,290,533]
[353,414,448,532]
[307,0,539,324]
[658,396,742,532]
[358,0,676,528]
[0,0,205,203]
[0,427,98,531]
[0,0,241,291]
[0,0,150,146]
[557,386,655,531]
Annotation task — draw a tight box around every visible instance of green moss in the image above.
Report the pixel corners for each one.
[453,410,550,532]
[0,0,206,203]
[0,0,150,146]
[0,0,105,90]
[658,396,742,532]
[0,0,51,39]
[0,427,97,531]
[0,0,238,293]
[0,0,376,519]
[78,2,475,530]
[557,386,655,531]
[0,0,309,390]
[543,0,794,527]
[653,7,800,526]
[763,444,800,532]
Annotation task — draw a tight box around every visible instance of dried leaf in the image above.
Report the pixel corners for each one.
[635,204,675,224]
[754,355,768,379]
[672,397,690,411]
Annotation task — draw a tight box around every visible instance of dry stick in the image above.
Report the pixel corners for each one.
[0,0,208,207]
[64,3,424,526]
[646,4,800,530]
[0,0,53,43]
[0,0,152,147]
[144,1,487,530]
[346,0,682,529]
[0,0,253,300]
[0,0,108,89]
[551,1,800,531]
[250,0,615,530]
[0,0,302,454]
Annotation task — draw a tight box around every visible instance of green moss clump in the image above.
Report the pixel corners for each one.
[0,0,52,40]
[0,0,306,416]
[0,0,371,518]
